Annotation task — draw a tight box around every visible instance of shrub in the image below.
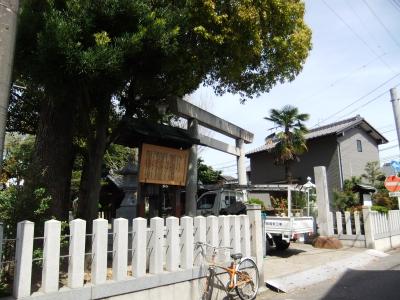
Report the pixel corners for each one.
[247,198,266,210]
[371,205,389,214]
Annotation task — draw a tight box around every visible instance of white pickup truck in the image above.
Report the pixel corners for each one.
[196,185,314,252]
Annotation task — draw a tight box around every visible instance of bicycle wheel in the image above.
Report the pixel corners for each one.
[194,244,213,299]
[235,258,259,300]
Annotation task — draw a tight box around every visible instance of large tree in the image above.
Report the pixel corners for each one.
[264,105,309,183]
[13,0,312,222]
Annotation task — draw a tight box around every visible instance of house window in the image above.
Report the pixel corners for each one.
[357,140,362,152]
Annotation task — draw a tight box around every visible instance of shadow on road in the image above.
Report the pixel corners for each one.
[267,248,306,258]
[322,269,400,299]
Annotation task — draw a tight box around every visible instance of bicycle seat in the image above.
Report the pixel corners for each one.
[230,253,242,260]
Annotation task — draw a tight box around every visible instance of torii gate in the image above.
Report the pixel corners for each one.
[170,98,254,216]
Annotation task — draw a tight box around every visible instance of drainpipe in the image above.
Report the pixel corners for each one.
[337,142,344,190]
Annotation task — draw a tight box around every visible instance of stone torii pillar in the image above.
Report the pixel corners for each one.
[236,138,247,185]
[186,118,199,216]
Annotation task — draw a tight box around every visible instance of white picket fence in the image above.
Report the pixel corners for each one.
[327,208,400,250]
[11,213,258,300]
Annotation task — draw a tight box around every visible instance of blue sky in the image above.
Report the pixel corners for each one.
[188,0,400,179]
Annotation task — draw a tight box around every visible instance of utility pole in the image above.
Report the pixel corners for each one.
[0,0,19,167]
[390,87,400,154]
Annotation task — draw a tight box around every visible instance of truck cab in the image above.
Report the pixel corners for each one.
[196,189,247,216]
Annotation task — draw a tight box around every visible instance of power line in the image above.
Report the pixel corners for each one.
[346,1,384,54]
[381,128,396,134]
[335,82,400,121]
[312,74,400,126]
[390,0,400,14]
[322,0,396,73]
[380,144,399,152]
[362,0,400,49]
[299,54,387,104]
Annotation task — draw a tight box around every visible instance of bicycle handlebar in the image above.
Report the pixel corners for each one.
[195,241,233,250]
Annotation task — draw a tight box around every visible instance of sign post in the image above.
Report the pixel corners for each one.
[384,175,400,209]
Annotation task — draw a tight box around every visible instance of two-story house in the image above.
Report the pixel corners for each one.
[246,115,388,195]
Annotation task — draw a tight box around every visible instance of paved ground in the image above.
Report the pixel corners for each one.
[263,242,367,281]
[259,246,400,299]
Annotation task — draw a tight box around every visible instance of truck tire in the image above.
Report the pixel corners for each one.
[273,236,290,251]
[265,236,273,255]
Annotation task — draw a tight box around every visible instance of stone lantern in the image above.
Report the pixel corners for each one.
[116,154,139,220]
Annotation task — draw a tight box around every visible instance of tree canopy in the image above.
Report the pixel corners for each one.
[264,105,309,183]
[10,0,312,221]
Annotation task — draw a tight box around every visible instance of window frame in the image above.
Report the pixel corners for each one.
[356,139,362,152]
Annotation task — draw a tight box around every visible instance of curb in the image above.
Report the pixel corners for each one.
[264,249,388,293]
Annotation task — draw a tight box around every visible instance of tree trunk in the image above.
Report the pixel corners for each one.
[29,94,75,220]
[77,97,110,231]
[285,162,293,184]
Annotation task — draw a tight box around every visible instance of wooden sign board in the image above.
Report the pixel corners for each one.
[139,143,189,186]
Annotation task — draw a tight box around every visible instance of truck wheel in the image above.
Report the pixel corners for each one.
[265,236,273,255]
[273,236,290,251]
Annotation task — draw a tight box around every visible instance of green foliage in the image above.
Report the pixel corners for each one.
[12,0,312,221]
[373,192,396,210]
[1,134,34,184]
[333,176,361,212]
[362,161,384,188]
[103,144,136,174]
[292,191,307,210]
[197,158,221,184]
[333,189,359,212]
[371,205,389,214]
[264,105,309,182]
[247,198,266,210]
[0,187,51,238]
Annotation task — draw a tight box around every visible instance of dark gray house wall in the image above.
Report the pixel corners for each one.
[248,135,342,194]
[246,116,387,208]
[338,127,380,180]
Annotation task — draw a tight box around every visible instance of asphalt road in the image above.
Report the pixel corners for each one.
[259,248,400,300]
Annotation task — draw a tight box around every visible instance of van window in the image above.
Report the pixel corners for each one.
[197,193,216,209]
[221,195,236,209]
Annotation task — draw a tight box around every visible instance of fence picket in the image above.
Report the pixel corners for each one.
[112,218,128,281]
[166,217,179,272]
[345,212,352,235]
[42,220,61,293]
[240,215,250,257]
[218,216,230,261]
[229,216,240,254]
[180,216,193,269]
[149,217,163,274]
[68,219,86,288]
[206,216,218,247]
[132,218,147,278]
[336,212,343,235]
[92,218,108,284]
[354,211,361,235]
[13,221,34,299]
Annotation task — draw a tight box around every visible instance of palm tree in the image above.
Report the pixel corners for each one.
[264,105,309,183]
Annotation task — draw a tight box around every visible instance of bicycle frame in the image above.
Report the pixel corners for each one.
[207,255,255,291]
